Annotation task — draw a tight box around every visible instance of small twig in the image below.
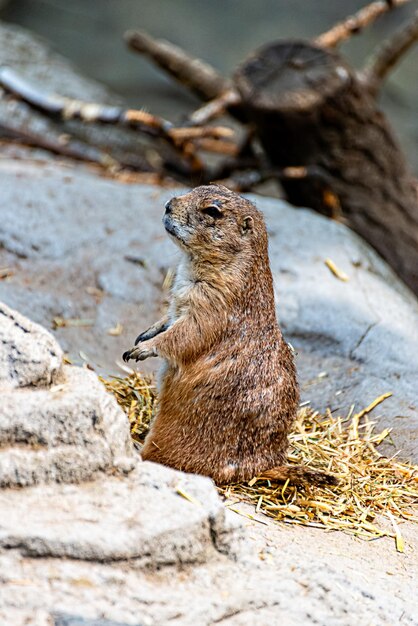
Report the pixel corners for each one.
[193,137,239,156]
[315,0,412,48]
[0,66,173,136]
[360,9,418,94]
[125,29,231,101]
[169,125,234,141]
[188,89,241,126]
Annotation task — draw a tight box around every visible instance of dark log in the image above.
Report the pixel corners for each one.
[234,41,418,294]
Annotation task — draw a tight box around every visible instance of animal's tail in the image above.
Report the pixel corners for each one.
[260,465,339,487]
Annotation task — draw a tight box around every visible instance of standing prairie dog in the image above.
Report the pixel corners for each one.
[123,185,336,486]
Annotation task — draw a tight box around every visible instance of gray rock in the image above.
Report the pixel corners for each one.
[0,300,63,389]
[0,361,135,487]
[0,520,417,626]
[256,193,418,458]
[0,462,242,565]
[0,21,112,102]
[0,609,53,626]
[0,301,246,621]
[0,158,417,459]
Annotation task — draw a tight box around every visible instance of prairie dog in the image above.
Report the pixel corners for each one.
[124,185,336,486]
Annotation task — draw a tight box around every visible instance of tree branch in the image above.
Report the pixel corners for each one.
[0,67,237,164]
[360,8,418,93]
[315,0,412,48]
[188,89,241,125]
[124,29,231,101]
[0,66,171,133]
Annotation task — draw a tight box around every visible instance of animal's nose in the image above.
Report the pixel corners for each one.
[164,199,173,214]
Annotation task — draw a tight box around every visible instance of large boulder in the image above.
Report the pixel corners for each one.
[0,159,417,460]
[0,303,246,622]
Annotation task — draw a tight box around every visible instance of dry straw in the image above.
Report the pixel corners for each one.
[101,372,156,443]
[102,373,418,551]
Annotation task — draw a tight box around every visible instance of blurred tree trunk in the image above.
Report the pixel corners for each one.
[234,41,418,294]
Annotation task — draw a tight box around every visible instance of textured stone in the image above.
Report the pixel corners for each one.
[0,609,53,626]
[0,360,135,488]
[257,193,418,459]
[0,520,417,626]
[0,462,242,565]
[0,300,63,389]
[54,616,142,626]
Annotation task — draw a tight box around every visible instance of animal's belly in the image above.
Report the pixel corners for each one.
[160,350,284,421]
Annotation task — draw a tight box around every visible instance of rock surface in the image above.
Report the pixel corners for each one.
[0,159,417,461]
[0,365,135,487]
[0,300,63,389]
[0,461,241,565]
[0,305,250,624]
[0,20,155,172]
[1,503,417,626]
[1,309,417,626]
[0,300,135,487]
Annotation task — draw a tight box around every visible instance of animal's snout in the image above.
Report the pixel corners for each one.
[162,209,175,235]
[164,199,174,214]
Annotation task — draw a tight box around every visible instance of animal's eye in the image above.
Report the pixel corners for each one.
[202,205,223,219]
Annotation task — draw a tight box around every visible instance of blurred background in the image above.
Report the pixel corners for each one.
[1,0,417,171]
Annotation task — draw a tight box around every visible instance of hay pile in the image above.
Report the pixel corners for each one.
[101,372,156,443]
[103,373,418,550]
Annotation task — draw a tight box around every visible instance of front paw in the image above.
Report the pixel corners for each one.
[122,343,157,362]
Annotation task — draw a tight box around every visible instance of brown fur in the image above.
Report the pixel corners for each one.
[123,185,336,486]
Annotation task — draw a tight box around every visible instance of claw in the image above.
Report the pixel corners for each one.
[135,322,169,345]
[122,350,132,362]
[134,332,146,345]
[123,344,156,363]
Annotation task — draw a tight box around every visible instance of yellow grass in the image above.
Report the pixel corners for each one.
[101,372,156,443]
[102,373,418,549]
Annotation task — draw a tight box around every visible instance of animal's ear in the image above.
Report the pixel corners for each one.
[241,215,254,236]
